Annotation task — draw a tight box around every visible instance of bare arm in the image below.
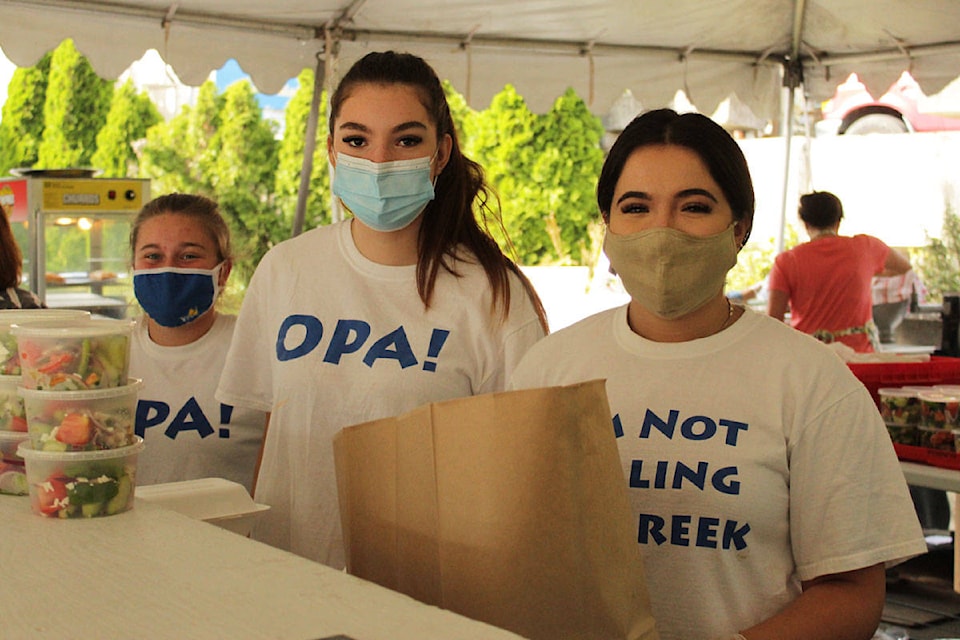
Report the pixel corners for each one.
[767,288,790,321]
[879,248,911,278]
[737,564,886,640]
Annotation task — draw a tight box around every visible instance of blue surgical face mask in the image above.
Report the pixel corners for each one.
[331,152,436,232]
[133,264,223,328]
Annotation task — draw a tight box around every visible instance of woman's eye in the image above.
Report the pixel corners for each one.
[682,202,713,214]
[397,135,423,148]
[620,202,649,214]
[343,136,365,148]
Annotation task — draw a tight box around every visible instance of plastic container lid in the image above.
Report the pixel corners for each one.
[136,477,264,521]
[11,317,134,339]
[0,309,90,330]
[0,430,30,447]
[0,373,19,389]
[935,384,960,395]
[18,434,144,462]
[878,387,919,398]
[901,385,938,393]
[918,390,960,403]
[17,377,142,401]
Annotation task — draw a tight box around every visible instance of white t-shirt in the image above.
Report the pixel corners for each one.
[216,220,546,567]
[509,305,927,640]
[130,314,267,492]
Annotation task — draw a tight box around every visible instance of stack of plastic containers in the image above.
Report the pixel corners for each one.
[879,384,960,453]
[0,310,90,496]
[878,387,923,446]
[917,387,960,451]
[11,316,145,518]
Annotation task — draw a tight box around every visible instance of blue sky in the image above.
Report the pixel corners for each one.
[214,58,297,112]
[0,46,297,118]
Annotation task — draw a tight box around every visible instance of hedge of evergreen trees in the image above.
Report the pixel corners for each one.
[0,40,606,287]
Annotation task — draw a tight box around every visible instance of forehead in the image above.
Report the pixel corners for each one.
[136,213,215,248]
[617,144,720,191]
[336,82,434,129]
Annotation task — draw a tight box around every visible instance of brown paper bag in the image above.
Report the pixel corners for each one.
[333,379,659,640]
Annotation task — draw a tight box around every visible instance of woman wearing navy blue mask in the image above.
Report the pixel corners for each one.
[217,51,549,568]
[129,193,266,493]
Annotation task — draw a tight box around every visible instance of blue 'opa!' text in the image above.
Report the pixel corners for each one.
[275,315,449,372]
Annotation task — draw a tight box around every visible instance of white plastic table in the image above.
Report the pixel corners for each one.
[900,461,960,492]
[0,496,523,640]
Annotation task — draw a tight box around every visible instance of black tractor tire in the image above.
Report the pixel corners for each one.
[842,113,909,134]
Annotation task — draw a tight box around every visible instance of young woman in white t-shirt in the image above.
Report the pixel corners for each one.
[216,51,548,567]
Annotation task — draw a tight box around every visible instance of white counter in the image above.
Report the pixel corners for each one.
[0,496,523,640]
[901,461,960,492]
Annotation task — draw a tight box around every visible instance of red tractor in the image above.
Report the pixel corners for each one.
[818,71,960,135]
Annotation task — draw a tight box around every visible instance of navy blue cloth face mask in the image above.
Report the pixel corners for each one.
[133,264,223,327]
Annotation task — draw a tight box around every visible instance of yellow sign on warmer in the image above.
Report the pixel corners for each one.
[39,179,148,212]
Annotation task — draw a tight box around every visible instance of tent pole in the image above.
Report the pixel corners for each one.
[292,51,325,238]
[777,83,794,254]
[325,30,343,224]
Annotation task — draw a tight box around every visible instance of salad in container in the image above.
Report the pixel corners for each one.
[12,318,133,390]
[18,378,142,452]
[918,425,956,451]
[0,430,29,495]
[885,422,918,446]
[0,309,90,376]
[0,373,27,431]
[18,436,143,518]
[878,387,921,425]
[918,391,960,429]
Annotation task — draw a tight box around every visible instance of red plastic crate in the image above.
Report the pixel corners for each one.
[893,443,929,463]
[847,356,960,410]
[851,358,960,469]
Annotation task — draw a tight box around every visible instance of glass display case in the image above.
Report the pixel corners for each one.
[0,172,150,318]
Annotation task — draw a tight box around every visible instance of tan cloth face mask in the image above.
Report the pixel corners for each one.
[603,223,738,319]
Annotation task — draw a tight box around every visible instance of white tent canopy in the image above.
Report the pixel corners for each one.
[2,0,960,237]
[2,0,960,121]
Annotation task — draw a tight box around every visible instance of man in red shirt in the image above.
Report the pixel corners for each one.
[767,191,912,352]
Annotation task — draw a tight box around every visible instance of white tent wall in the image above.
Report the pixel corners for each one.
[740,131,960,249]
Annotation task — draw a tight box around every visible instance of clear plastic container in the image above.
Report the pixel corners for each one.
[0,309,90,376]
[918,390,960,429]
[878,387,921,425]
[884,422,919,446]
[18,436,144,518]
[12,318,133,390]
[0,373,27,431]
[918,425,956,451]
[0,430,29,495]
[18,378,142,451]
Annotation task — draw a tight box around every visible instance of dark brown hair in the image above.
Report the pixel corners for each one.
[798,191,843,229]
[129,193,232,263]
[597,108,755,246]
[0,210,23,289]
[329,51,548,332]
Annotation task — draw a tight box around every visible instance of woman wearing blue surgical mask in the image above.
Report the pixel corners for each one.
[509,109,925,640]
[217,51,548,568]
[129,193,267,493]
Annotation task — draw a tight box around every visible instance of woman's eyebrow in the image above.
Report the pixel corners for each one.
[677,188,718,202]
[393,121,428,133]
[615,190,650,205]
[337,121,369,132]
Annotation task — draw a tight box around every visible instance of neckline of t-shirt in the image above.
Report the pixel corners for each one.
[338,219,417,280]
[135,313,226,359]
[611,302,756,358]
